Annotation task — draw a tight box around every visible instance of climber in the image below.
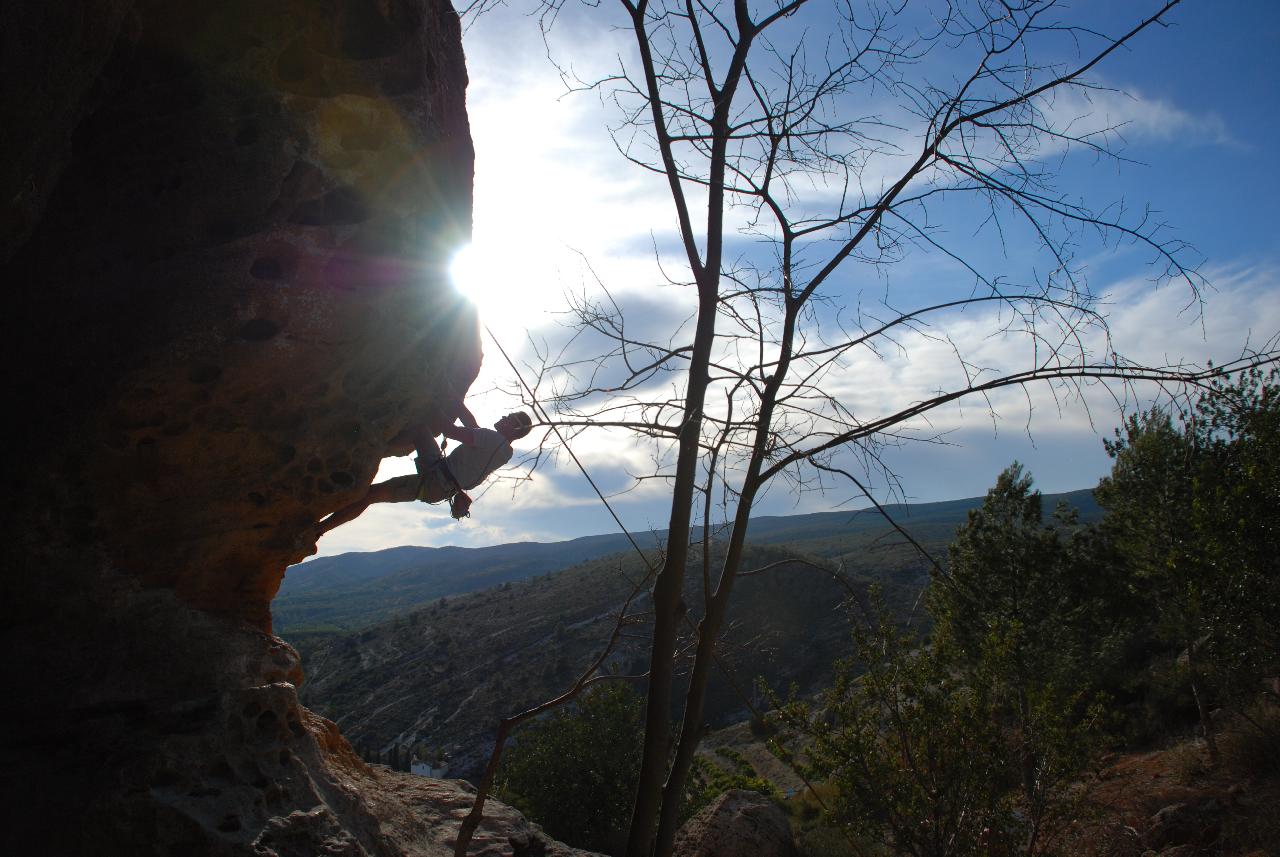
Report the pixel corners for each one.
[386,397,480,466]
[315,411,533,535]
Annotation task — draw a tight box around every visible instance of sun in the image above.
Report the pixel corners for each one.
[448,241,518,321]
[448,243,487,302]
[448,237,565,340]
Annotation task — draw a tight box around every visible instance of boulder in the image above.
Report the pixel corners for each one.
[1142,799,1223,852]
[673,790,795,857]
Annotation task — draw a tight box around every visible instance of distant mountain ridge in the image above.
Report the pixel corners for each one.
[276,531,659,632]
[276,488,1098,633]
[742,487,1098,545]
[289,487,1101,777]
[282,532,655,597]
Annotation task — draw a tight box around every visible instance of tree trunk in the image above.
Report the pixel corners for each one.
[1186,641,1220,766]
[624,288,719,857]
[652,303,796,855]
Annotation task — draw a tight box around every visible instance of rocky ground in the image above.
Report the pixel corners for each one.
[1069,730,1279,857]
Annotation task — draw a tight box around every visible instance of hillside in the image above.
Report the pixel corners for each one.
[290,489,1101,780]
[276,532,657,633]
[297,543,893,780]
[746,488,1099,554]
[277,488,1100,634]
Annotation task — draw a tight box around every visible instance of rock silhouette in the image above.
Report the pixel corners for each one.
[0,2,553,854]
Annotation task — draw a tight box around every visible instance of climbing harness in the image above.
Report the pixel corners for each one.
[412,454,472,518]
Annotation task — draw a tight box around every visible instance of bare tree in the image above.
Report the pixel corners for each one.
[454,574,650,857]
[494,1,1280,855]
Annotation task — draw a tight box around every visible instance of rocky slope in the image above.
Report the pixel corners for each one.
[294,543,920,781]
[286,490,1101,779]
[0,2,570,853]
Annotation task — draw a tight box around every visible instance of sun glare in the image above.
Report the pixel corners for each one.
[450,241,525,325]
[448,243,485,300]
[448,235,568,342]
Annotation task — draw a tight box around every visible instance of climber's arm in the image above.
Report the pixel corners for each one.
[455,401,478,430]
[440,422,478,446]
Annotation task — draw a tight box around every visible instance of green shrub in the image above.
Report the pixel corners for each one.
[495,683,643,856]
[683,748,777,822]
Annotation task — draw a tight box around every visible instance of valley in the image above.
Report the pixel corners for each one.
[281,490,1099,779]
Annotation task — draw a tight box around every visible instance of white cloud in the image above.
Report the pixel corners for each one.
[311,6,1276,557]
[456,12,680,343]
[1039,84,1238,149]
[791,263,1280,441]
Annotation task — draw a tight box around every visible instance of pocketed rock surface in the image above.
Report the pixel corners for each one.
[0,2,570,854]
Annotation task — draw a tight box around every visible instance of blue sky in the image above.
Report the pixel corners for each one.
[312,0,1280,557]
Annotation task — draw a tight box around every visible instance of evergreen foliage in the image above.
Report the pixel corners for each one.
[771,375,1279,855]
[494,682,783,854]
[777,466,1112,857]
[775,600,1013,857]
[1185,369,1280,708]
[931,463,1124,689]
[495,683,645,856]
[1097,368,1280,751]
[927,464,1118,850]
[684,748,778,824]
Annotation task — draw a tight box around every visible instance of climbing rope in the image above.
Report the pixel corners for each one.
[484,325,657,574]
[477,324,869,856]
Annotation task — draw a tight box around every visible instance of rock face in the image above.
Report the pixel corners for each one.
[6,0,477,631]
[673,790,796,857]
[0,2,546,854]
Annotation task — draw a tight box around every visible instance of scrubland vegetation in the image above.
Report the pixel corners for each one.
[487,370,1279,856]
